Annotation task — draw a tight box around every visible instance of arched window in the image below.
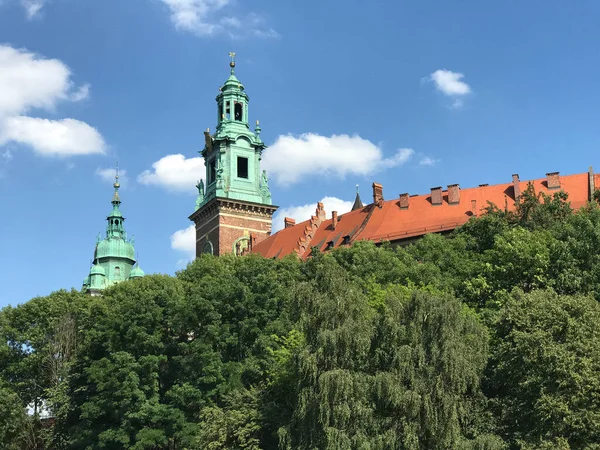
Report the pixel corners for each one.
[234,102,243,121]
[114,266,121,278]
[202,241,214,255]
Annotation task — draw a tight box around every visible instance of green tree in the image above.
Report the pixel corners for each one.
[282,255,502,449]
[487,289,600,448]
[0,385,29,450]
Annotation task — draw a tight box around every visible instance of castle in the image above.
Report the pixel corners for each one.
[83,56,599,286]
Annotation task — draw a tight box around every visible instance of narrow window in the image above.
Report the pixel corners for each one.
[219,104,223,120]
[234,102,243,121]
[114,266,121,277]
[237,156,248,179]
[209,159,216,184]
[225,101,231,119]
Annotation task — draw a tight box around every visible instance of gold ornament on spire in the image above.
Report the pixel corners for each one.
[114,161,120,189]
[229,51,236,68]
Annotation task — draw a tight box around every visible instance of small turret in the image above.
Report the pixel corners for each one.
[352,185,364,211]
[129,264,145,279]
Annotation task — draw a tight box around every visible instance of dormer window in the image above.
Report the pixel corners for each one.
[234,102,243,121]
[342,236,350,245]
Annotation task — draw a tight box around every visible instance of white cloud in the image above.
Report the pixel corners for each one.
[96,167,129,187]
[0,117,105,156]
[171,224,196,263]
[0,44,87,117]
[158,0,277,38]
[0,45,104,157]
[21,0,45,19]
[262,133,414,185]
[272,196,354,232]
[419,156,440,166]
[428,69,471,108]
[137,154,204,192]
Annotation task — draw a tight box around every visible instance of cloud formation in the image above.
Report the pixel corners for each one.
[419,156,440,166]
[272,196,354,232]
[21,0,45,19]
[428,69,472,108]
[262,133,414,185]
[158,0,278,38]
[170,224,196,264]
[96,167,129,187]
[0,45,105,156]
[137,154,204,192]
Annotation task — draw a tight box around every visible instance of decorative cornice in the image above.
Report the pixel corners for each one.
[189,197,278,224]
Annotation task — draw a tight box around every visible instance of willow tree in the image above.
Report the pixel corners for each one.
[282,255,503,449]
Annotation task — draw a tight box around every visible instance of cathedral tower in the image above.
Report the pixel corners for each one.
[189,54,277,257]
[83,168,144,295]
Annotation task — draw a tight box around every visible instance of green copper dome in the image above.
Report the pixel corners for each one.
[90,264,105,276]
[83,167,142,294]
[129,265,145,279]
[95,238,135,260]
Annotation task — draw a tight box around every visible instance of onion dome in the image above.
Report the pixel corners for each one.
[90,264,105,276]
[129,265,145,279]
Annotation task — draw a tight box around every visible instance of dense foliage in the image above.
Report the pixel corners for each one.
[3,186,600,449]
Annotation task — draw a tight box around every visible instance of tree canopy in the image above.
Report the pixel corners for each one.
[3,190,600,448]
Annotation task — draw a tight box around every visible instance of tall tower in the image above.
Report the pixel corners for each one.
[83,168,144,295]
[189,54,277,257]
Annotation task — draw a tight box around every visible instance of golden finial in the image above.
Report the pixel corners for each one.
[229,51,236,67]
[114,161,120,189]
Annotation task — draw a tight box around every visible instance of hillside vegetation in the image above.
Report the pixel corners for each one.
[3,185,600,449]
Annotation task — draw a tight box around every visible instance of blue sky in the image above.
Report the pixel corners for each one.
[2,0,600,307]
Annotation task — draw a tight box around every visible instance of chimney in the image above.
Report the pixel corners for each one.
[372,182,384,207]
[546,171,560,190]
[399,193,409,209]
[284,217,296,229]
[589,166,596,201]
[471,200,477,216]
[512,174,521,200]
[448,184,460,204]
[332,211,338,230]
[431,186,442,205]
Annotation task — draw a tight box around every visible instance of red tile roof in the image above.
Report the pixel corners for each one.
[252,170,599,260]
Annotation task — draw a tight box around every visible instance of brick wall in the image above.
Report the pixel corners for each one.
[191,198,277,257]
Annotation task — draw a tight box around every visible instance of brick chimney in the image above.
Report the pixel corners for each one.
[471,200,477,216]
[431,186,442,205]
[332,211,338,230]
[512,174,521,200]
[372,182,384,208]
[546,172,560,190]
[589,166,595,201]
[448,184,460,205]
[399,193,409,209]
[284,217,296,229]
